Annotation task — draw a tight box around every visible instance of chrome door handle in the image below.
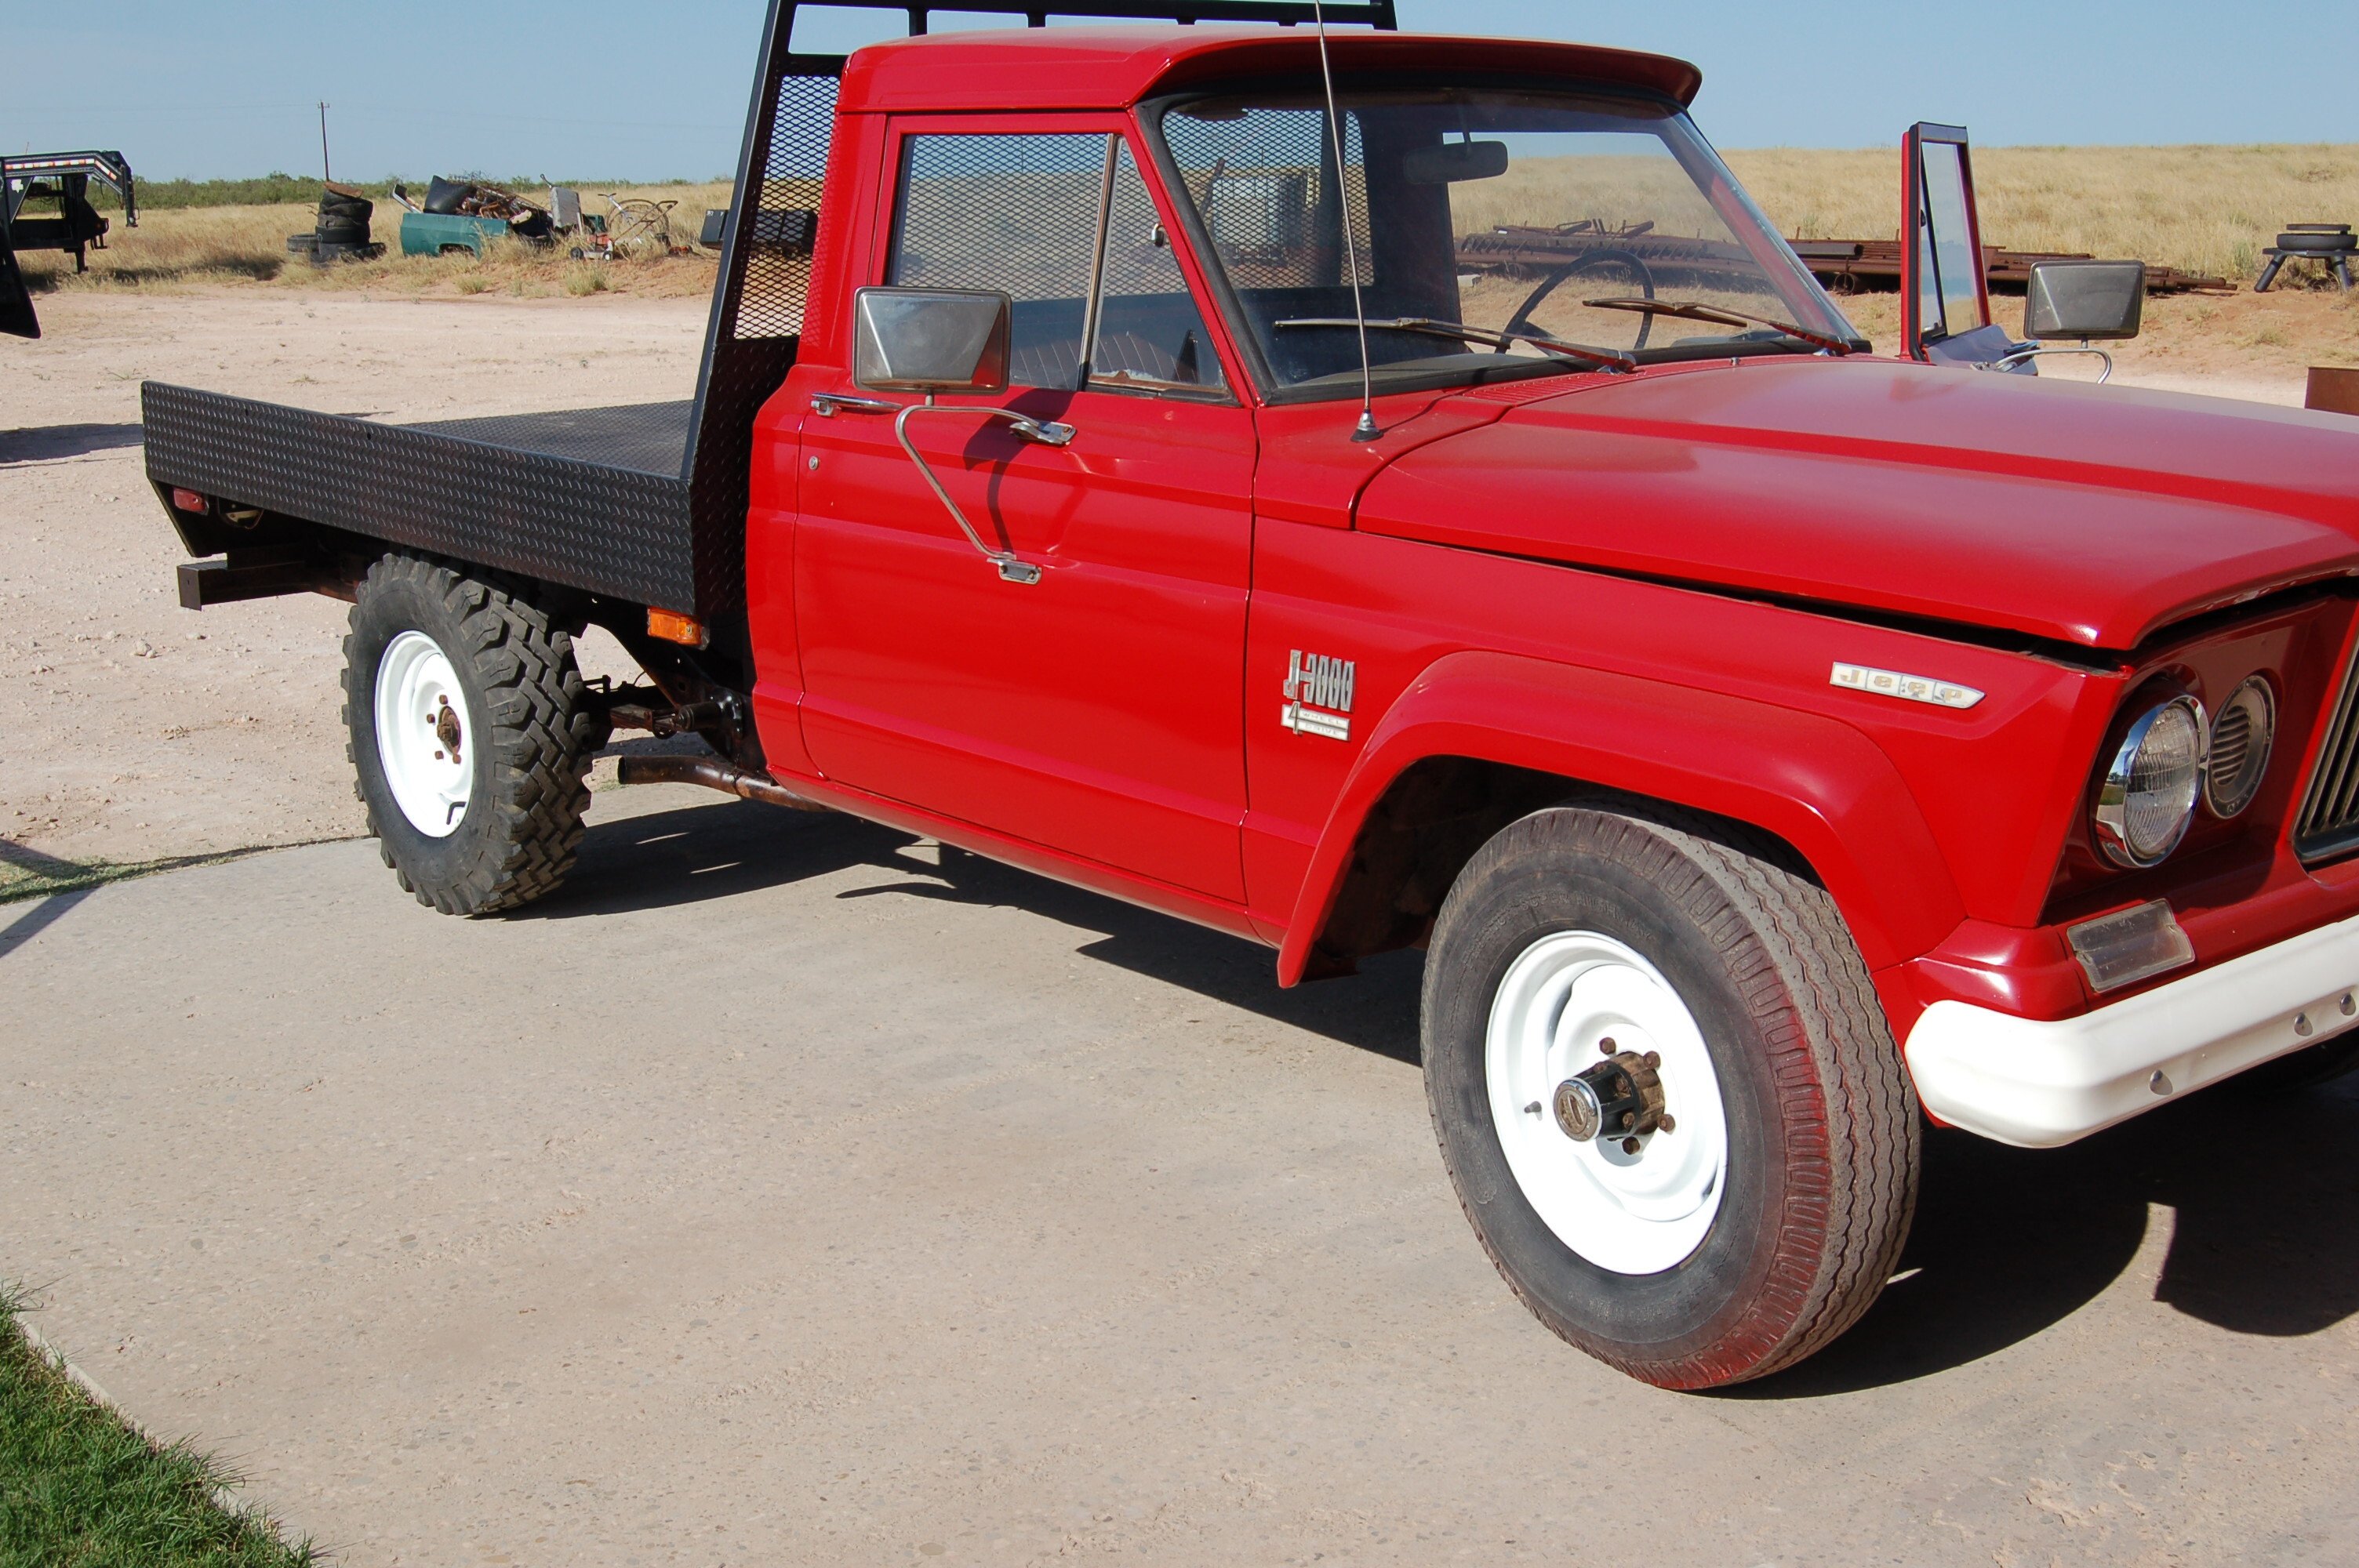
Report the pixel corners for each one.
[892,403,1077,587]
[810,392,901,417]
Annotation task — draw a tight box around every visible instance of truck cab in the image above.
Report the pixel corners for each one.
[142,1,2359,1390]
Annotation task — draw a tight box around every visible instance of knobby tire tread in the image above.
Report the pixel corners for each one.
[342,554,602,916]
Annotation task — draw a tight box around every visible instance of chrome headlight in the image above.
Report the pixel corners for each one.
[2204,676,2276,819]
[2094,695,2206,869]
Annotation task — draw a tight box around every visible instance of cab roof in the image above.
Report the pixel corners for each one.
[835,25,1703,114]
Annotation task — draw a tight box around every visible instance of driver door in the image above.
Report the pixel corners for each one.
[1900,122,2012,366]
[793,120,1256,902]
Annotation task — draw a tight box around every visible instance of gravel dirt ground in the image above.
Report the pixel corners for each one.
[2,290,2354,1566]
[2,791,2355,1567]
[1,290,682,875]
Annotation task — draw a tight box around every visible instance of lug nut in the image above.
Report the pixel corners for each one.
[2343,994,2355,1017]
[2296,1013,2314,1037]
[1659,1113,1677,1134]
[1643,1051,1661,1069]
[1621,1137,1641,1156]
[1598,1036,1616,1054]
[1618,1110,1635,1130]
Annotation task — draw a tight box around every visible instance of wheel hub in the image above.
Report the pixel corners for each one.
[1485,930,1730,1275]
[1554,1048,1672,1153]
[433,696,463,759]
[373,630,474,839]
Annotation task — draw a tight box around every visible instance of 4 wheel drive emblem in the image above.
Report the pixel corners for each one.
[1830,662,1984,710]
[1282,650,1355,741]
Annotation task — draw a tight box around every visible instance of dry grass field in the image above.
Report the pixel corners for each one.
[16,182,735,303]
[16,150,2355,375]
[1728,143,2359,285]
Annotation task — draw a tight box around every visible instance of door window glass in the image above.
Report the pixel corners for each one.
[1091,142,1226,394]
[1916,140,1985,341]
[889,132,1109,389]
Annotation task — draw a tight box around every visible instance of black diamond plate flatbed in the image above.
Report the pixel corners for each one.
[143,383,707,614]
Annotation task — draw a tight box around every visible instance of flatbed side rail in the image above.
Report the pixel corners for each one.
[142,383,697,611]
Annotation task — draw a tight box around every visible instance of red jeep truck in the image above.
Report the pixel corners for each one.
[141,0,2359,1388]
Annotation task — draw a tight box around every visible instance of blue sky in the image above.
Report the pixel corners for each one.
[10,1,2351,183]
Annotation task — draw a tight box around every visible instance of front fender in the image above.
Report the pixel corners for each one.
[1277,650,1966,985]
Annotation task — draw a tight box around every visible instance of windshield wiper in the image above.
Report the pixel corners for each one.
[1276,317,1637,372]
[1583,298,1857,355]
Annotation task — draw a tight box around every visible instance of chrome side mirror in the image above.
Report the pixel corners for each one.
[2025,260,2145,342]
[853,286,1012,396]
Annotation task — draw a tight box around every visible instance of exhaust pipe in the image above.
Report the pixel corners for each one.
[615,754,830,812]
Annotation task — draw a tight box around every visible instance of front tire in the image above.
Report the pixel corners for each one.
[343,554,603,915]
[1423,804,1919,1388]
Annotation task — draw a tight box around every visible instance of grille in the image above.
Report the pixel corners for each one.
[2294,651,2359,860]
[2209,702,2255,792]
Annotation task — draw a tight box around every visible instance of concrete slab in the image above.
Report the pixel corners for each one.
[3,782,2356,1566]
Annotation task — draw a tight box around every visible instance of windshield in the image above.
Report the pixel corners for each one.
[1153,85,1861,398]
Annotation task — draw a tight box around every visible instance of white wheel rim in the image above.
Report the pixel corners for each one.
[1485,931,1729,1275]
[374,630,474,839]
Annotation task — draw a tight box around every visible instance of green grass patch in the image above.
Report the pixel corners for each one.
[0,1290,314,1567]
[0,842,351,906]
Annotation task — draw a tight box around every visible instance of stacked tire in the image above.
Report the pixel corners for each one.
[314,183,376,260]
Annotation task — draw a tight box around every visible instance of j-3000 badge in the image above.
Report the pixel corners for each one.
[1282,650,1355,741]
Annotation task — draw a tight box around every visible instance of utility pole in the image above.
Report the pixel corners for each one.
[319,102,333,184]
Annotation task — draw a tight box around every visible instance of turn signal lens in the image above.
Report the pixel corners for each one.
[2093,695,2206,869]
[2204,676,2275,819]
[647,608,708,648]
[2067,899,2196,992]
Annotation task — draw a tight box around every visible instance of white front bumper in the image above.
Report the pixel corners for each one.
[1904,908,2359,1148]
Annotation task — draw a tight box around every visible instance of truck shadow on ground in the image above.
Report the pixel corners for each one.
[540,796,2359,1392]
[1735,1073,2359,1397]
[530,794,1426,1062]
[0,422,144,465]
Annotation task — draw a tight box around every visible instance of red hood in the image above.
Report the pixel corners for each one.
[1356,358,2359,650]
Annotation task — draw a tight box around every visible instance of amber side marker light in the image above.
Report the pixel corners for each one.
[2067,899,2196,993]
[648,608,709,648]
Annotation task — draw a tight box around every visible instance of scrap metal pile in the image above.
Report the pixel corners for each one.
[1456,220,1755,288]
[1455,220,2226,297]
[1786,235,2226,296]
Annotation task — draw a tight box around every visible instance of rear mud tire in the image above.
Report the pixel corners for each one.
[343,554,603,916]
[1421,804,1920,1389]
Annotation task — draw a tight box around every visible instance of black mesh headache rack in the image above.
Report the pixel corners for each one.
[141,0,1397,644]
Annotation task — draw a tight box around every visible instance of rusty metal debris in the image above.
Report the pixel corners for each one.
[1787,236,2227,296]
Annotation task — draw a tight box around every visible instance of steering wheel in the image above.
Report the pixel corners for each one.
[1498,249,1659,353]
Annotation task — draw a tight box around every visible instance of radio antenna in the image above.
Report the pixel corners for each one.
[1312,0,1380,442]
